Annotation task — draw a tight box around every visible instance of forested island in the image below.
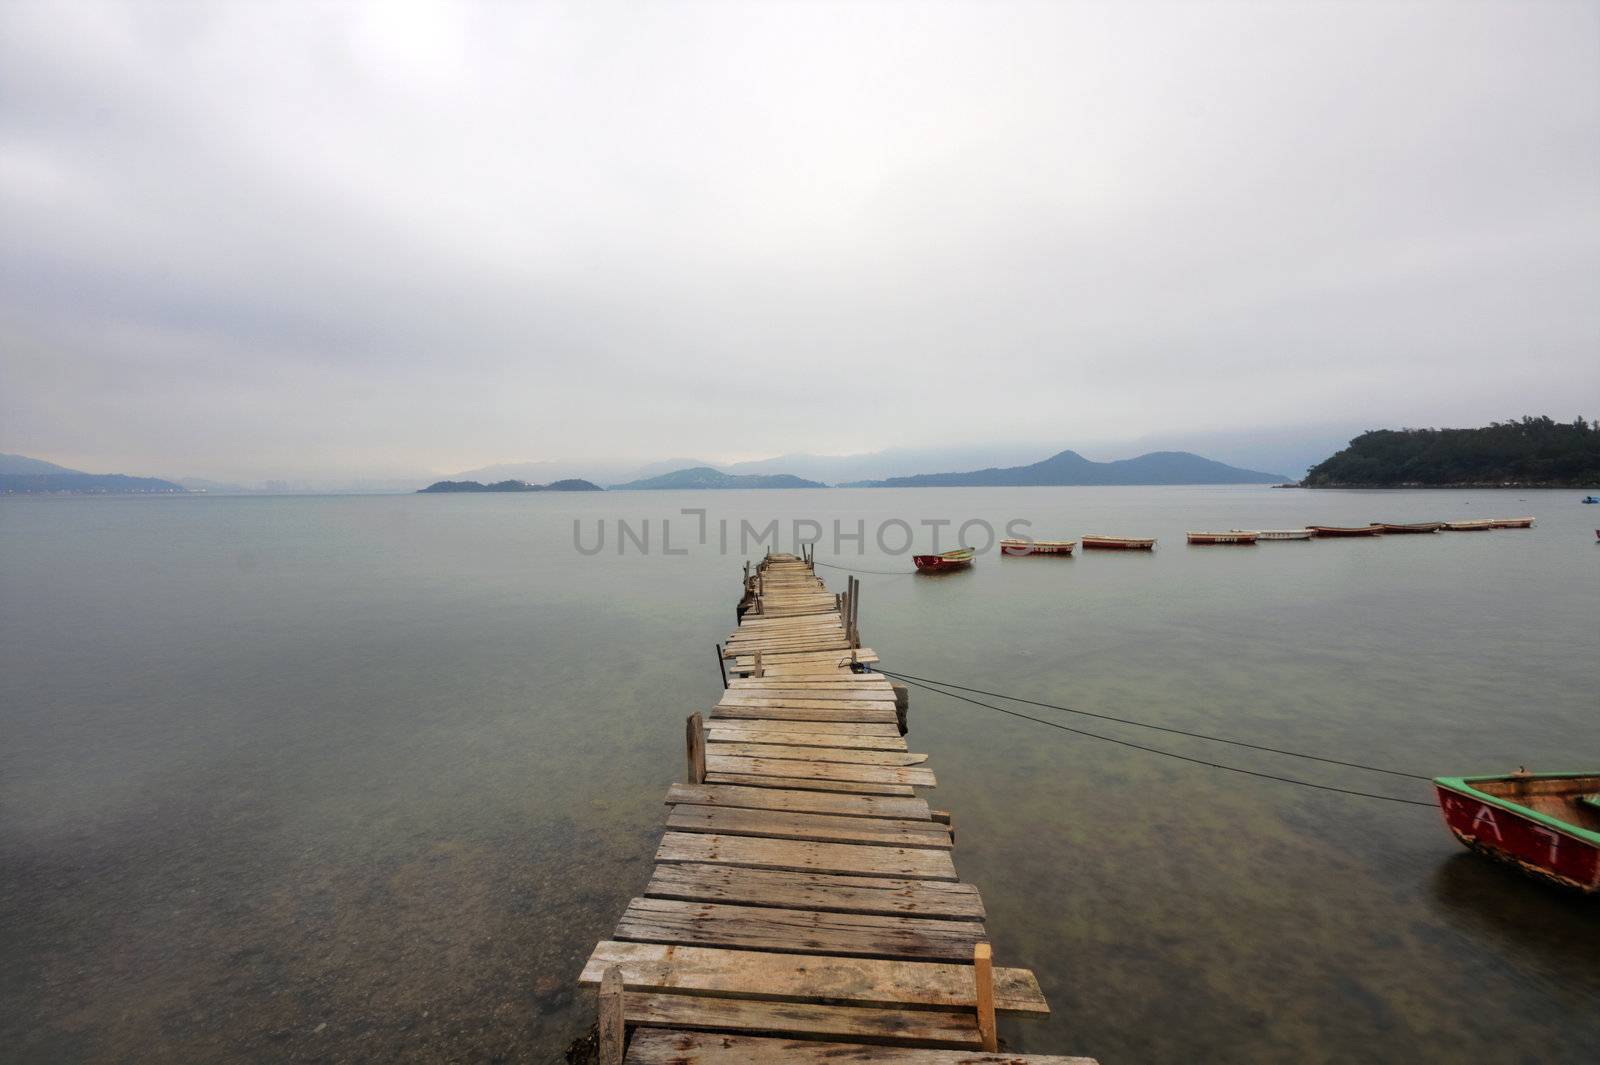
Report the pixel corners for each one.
[1303,416,1600,487]
[418,478,602,493]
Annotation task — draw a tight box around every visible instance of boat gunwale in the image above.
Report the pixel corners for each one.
[1434,773,1600,848]
[1305,524,1383,534]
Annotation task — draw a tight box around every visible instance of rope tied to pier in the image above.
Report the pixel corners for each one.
[875,668,1431,781]
[879,669,1438,808]
[812,558,917,577]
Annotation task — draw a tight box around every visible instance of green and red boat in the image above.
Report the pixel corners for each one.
[1434,772,1600,892]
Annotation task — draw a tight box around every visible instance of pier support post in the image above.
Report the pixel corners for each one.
[974,943,997,1052]
[753,650,764,678]
[892,681,909,735]
[715,645,728,688]
[598,965,625,1065]
[686,712,706,785]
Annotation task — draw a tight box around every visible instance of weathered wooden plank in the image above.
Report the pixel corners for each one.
[705,727,908,751]
[644,862,983,918]
[729,674,892,686]
[614,897,985,960]
[726,628,846,640]
[718,697,900,712]
[624,1030,1098,1064]
[620,991,981,1048]
[721,684,896,698]
[732,642,876,658]
[724,640,851,656]
[724,684,893,695]
[707,755,936,788]
[705,772,916,796]
[705,718,902,736]
[598,967,625,1065]
[729,615,837,625]
[712,704,899,723]
[665,783,931,821]
[579,942,1047,1013]
[665,804,951,848]
[707,742,927,767]
[656,832,957,880]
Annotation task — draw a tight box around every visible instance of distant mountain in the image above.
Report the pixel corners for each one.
[0,452,83,476]
[448,457,712,487]
[714,445,1058,485]
[1303,416,1600,487]
[418,478,603,493]
[1,473,187,494]
[1095,425,1368,483]
[850,449,1288,487]
[610,466,826,490]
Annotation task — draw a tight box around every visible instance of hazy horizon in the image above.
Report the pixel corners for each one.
[3,2,1597,483]
[3,424,1369,488]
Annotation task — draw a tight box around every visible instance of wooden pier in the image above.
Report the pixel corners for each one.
[578,553,1096,1063]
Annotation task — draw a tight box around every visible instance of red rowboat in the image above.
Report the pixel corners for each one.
[1306,525,1383,537]
[999,538,1075,556]
[912,547,976,572]
[1187,531,1258,545]
[1081,535,1155,550]
[1377,522,1442,534]
[1490,517,1535,528]
[1435,772,1600,893]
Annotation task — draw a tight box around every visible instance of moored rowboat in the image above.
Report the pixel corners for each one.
[1250,529,1313,541]
[1443,519,1497,531]
[1490,517,1535,528]
[1000,538,1075,556]
[912,547,975,572]
[1435,772,1600,893]
[1081,535,1155,551]
[1377,522,1443,534]
[1187,531,1258,545]
[1306,524,1383,537]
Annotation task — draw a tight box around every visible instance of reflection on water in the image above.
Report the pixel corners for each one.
[1,488,1596,1063]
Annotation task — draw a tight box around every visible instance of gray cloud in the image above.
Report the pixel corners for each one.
[2,1,1596,482]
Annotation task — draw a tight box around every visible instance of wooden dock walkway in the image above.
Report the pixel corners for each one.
[577,553,1096,1064]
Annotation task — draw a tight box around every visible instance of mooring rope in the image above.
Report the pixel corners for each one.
[881,671,1437,808]
[875,668,1430,781]
[812,558,917,577]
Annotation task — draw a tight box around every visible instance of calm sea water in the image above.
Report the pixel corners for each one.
[2,487,1596,1063]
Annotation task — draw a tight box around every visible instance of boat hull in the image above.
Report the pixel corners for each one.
[1490,518,1535,528]
[1378,523,1443,534]
[1307,525,1383,537]
[1081,536,1155,550]
[1443,521,1496,531]
[1252,529,1313,541]
[999,539,1074,556]
[1435,777,1600,893]
[1187,532,1258,545]
[913,550,975,572]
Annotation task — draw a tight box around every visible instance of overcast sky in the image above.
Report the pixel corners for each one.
[2,1,1596,481]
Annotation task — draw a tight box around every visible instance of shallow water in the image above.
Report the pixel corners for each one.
[2,487,1596,1063]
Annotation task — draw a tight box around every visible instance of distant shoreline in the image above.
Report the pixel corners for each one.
[1298,482,1597,490]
